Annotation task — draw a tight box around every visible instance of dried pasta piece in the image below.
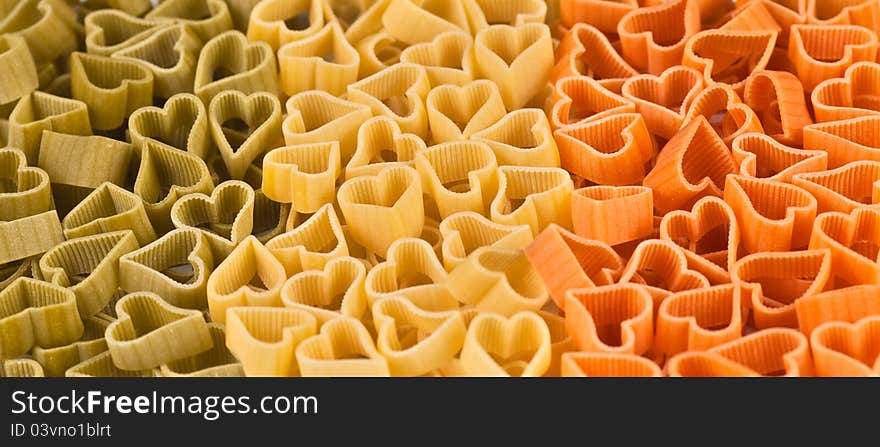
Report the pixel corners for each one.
[559,0,638,34]
[281,256,367,326]
[808,208,880,287]
[810,315,880,376]
[65,351,157,377]
[381,0,471,45]
[118,228,215,310]
[667,328,812,376]
[470,109,560,168]
[489,166,573,236]
[468,23,554,110]
[62,182,157,246]
[206,236,287,324]
[460,311,551,377]
[803,115,880,167]
[742,70,813,146]
[550,23,637,89]
[278,22,359,97]
[525,224,622,309]
[134,140,215,233]
[616,0,701,75]
[0,148,53,221]
[262,142,341,213]
[246,0,326,51]
[659,196,741,285]
[812,61,880,122]
[70,51,154,131]
[1,358,44,377]
[225,0,262,31]
[682,29,777,94]
[37,132,132,190]
[145,0,234,42]
[796,285,880,336]
[620,65,704,139]
[161,323,244,377]
[734,0,806,44]
[0,0,79,64]
[209,90,283,181]
[618,239,711,305]
[193,30,281,104]
[655,285,745,357]
[724,175,818,253]
[170,180,256,258]
[354,31,408,78]
[416,141,499,219]
[295,317,389,377]
[561,352,662,377]
[347,63,431,139]
[283,91,373,165]
[643,117,737,214]
[0,211,65,265]
[364,238,456,310]
[426,80,505,143]
[399,31,473,87]
[38,231,138,318]
[112,24,204,101]
[337,166,424,257]
[0,277,83,360]
[788,24,878,92]
[31,315,110,377]
[719,0,782,33]
[447,246,548,316]
[85,0,152,16]
[225,306,317,376]
[732,249,832,329]
[791,161,880,213]
[83,9,164,56]
[464,0,547,32]
[564,284,653,355]
[7,91,91,165]
[680,84,764,146]
[0,35,38,104]
[731,132,827,182]
[439,211,533,271]
[265,203,349,276]
[571,186,653,247]
[128,93,212,160]
[554,113,654,185]
[345,116,426,180]
[0,257,36,291]
[549,76,635,132]
[372,296,467,376]
[806,0,880,34]
[538,310,575,377]
[105,291,212,371]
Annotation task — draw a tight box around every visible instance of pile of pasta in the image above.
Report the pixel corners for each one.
[1,0,879,378]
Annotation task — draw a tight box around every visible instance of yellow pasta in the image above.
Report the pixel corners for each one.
[225,306,318,376]
[346,63,432,139]
[282,90,373,163]
[206,236,287,324]
[262,142,342,213]
[415,140,499,219]
[278,22,359,97]
[295,317,390,377]
[489,166,573,235]
[337,165,424,257]
[265,203,349,276]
